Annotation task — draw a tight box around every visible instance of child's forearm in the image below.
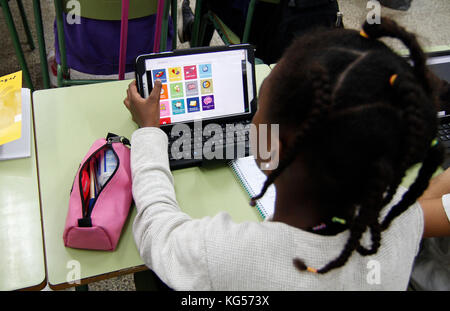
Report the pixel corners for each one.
[419,168,450,200]
[418,198,450,238]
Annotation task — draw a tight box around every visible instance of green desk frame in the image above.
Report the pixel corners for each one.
[0,94,46,291]
[33,64,271,289]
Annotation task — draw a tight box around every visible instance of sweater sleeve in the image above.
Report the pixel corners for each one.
[130,127,211,290]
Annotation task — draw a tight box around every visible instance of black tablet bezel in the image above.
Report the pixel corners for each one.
[135,44,257,130]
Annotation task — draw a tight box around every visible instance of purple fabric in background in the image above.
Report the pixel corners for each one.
[55,13,173,75]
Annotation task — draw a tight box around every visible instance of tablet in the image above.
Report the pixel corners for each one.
[135,45,257,126]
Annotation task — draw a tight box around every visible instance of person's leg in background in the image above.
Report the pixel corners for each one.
[133,269,173,291]
[179,0,250,46]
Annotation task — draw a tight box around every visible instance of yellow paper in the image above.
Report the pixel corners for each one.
[0,71,22,145]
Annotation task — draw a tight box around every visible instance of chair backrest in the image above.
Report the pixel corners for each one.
[62,0,158,20]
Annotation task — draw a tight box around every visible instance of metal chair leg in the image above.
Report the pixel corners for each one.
[54,0,69,84]
[190,0,203,47]
[170,0,177,50]
[33,0,50,89]
[16,0,35,50]
[160,0,171,52]
[242,0,256,44]
[0,0,34,90]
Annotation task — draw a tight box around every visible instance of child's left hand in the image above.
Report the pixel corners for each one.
[124,80,162,128]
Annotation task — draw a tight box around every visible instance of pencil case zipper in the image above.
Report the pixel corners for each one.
[77,136,128,227]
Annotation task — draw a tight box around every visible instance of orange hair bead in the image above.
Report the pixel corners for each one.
[360,30,369,39]
[389,74,398,86]
[307,267,318,273]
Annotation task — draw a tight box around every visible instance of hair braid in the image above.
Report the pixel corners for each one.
[317,209,371,274]
[381,143,444,230]
[294,163,389,272]
[381,76,442,230]
[357,223,382,256]
[355,163,391,255]
[293,216,367,273]
[260,18,444,276]
[362,17,431,94]
[251,66,333,203]
[360,18,444,233]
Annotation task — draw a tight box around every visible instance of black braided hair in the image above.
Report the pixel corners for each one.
[252,18,444,274]
[250,65,333,203]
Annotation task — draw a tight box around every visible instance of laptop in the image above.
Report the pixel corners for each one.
[427,50,450,168]
[135,45,257,170]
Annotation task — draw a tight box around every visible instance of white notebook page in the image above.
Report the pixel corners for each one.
[231,156,276,219]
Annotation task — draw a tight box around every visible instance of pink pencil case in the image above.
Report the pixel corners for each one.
[63,133,133,251]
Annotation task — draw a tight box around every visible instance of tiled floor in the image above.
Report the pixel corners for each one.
[1,0,450,290]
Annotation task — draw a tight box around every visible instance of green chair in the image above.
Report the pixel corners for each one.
[54,0,178,87]
[0,0,36,90]
[191,0,280,48]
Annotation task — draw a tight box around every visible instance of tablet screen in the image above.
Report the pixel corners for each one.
[141,49,254,126]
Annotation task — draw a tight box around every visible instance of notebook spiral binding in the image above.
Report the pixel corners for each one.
[228,160,267,219]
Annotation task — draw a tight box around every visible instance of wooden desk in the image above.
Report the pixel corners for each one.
[33,64,271,289]
[0,92,46,290]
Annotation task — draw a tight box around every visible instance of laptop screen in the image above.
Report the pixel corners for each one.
[141,48,254,126]
[427,52,450,116]
[427,53,450,83]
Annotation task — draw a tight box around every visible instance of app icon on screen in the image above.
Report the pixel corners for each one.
[172,99,186,114]
[170,82,184,98]
[201,95,215,111]
[187,97,200,113]
[199,64,212,78]
[185,81,199,96]
[160,117,171,125]
[168,67,182,81]
[200,79,213,94]
[184,65,198,80]
[152,69,167,83]
[159,84,169,100]
[160,101,170,117]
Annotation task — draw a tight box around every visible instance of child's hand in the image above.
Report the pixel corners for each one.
[124,80,162,128]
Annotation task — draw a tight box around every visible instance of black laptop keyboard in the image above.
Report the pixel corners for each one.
[438,119,450,169]
[166,119,252,169]
[438,122,450,142]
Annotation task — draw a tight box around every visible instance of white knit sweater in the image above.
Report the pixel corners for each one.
[131,127,423,290]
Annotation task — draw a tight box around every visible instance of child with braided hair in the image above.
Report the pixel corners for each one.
[124,17,450,290]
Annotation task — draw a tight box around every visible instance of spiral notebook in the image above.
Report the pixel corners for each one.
[229,156,276,219]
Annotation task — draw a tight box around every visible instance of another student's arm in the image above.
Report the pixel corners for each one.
[418,168,450,238]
